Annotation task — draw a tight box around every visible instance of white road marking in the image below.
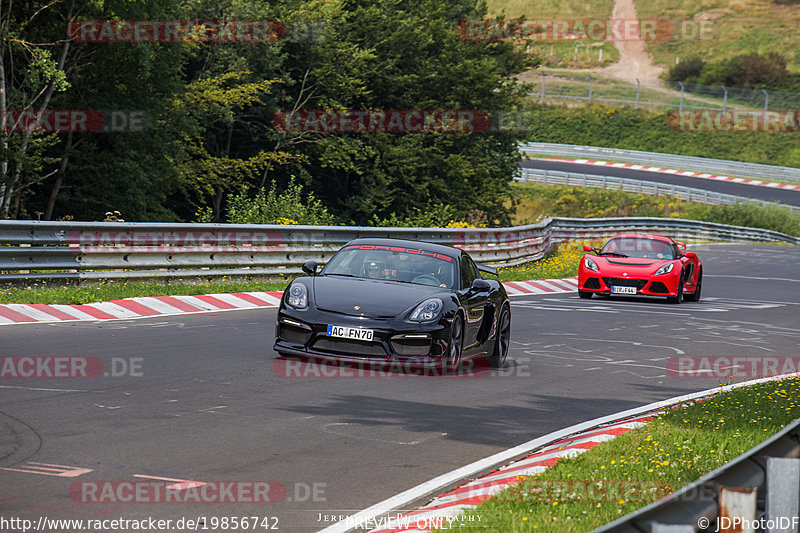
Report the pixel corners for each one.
[0,385,88,392]
[0,462,93,477]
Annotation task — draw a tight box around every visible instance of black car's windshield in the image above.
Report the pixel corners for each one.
[323,244,456,288]
[600,237,676,260]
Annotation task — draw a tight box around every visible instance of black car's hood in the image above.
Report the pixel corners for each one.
[313,276,442,317]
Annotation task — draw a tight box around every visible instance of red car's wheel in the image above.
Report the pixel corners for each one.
[578,290,593,299]
[667,272,684,304]
[685,268,702,302]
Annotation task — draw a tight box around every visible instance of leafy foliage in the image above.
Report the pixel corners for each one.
[221,178,336,226]
[668,52,799,93]
[9,0,533,224]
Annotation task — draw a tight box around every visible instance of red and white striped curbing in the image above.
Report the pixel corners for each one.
[541,157,800,191]
[368,414,658,533]
[0,278,578,325]
[0,291,284,325]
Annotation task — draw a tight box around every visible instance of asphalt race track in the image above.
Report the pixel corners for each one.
[1,244,798,532]
[520,159,800,207]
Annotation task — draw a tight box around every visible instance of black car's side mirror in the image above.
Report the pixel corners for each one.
[470,278,491,292]
[302,260,318,275]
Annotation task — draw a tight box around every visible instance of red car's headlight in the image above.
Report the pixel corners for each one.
[654,263,674,276]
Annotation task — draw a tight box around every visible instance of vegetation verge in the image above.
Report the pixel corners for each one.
[444,377,800,532]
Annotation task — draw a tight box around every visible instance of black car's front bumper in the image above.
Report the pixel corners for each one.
[274,307,453,369]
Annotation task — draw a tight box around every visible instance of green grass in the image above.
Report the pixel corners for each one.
[447,377,800,532]
[481,0,617,68]
[634,0,800,72]
[498,243,582,281]
[484,0,614,19]
[526,42,619,69]
[486,0,800,74]
[530,71,732,111]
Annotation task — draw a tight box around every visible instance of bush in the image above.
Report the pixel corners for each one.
[370,205,487,228]
[668,57,706,83]
[223,178,337,226]
[697,52,789,89]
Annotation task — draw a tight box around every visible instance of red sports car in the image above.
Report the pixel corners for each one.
[577,234,702,303]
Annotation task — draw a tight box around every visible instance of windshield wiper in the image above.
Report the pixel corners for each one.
[598,252,629,257]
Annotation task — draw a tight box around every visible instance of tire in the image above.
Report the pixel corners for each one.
[667,272,684,304]
[578,290,593,299]
[685,268,702,302]
[489,304,511,368]
[445,313,464,373]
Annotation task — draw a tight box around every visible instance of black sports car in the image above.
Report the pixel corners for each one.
[273,238,511,372]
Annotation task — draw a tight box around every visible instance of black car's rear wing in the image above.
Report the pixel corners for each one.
[477,263,498,277]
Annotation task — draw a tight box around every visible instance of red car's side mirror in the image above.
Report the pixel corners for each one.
[683,252,697,259]
[583,245,593,252]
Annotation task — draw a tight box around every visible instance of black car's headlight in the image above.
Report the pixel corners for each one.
[409,298,443,322]
[654,263,674,276]
[286,283,308,309]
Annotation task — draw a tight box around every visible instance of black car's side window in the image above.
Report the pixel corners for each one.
[460,255,479,289]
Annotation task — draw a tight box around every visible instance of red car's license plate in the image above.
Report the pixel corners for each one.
[612,285,637,294]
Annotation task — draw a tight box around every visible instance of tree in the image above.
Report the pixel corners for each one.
[266,0,537,225]
[0,0,73,218]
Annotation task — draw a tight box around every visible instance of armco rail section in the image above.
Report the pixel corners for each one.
[1,218,797,283]
[594,418,800,533]
[520,142,800,184]
[516,167,800,215]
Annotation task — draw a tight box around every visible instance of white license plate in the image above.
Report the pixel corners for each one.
[612,285,637,295]
[327,325,374,342]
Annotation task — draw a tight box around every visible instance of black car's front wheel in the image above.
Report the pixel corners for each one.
[445,314,464,373]
[489,304,511,368]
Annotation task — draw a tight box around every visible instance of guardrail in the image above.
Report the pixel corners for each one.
[520,142,800,184]
[1,218,797,283]
[516,167,800,215]
[593,418,800,533]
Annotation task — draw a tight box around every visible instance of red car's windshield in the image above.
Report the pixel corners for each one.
[600,237,677,260]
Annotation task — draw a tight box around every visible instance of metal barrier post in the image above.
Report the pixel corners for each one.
[766,457,799,533]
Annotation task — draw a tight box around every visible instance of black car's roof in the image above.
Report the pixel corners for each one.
[344,238,462,259]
